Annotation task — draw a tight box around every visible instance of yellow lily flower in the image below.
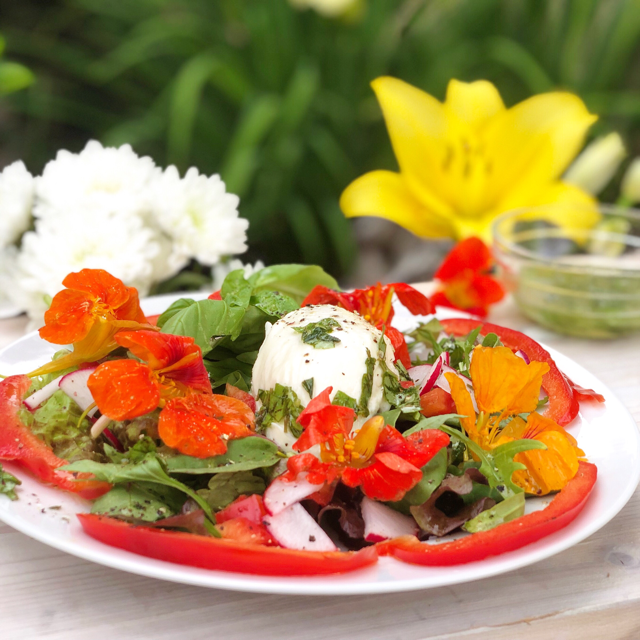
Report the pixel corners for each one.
[446,345,582,495]
[341,77,598,241]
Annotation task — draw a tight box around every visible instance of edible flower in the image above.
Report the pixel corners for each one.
[446,345,582,495]
[340,77,598,241]
[31,269,155,377]
[302,282,433,368]
[430,237,505,317]
[88,330,254,457]
[285,388,449,502]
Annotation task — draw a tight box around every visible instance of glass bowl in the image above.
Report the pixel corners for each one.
[493,205,640,339]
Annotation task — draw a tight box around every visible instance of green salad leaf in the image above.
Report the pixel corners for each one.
[439,425,546,499]
[91,482,185,522]
[0,463,21,501]
[463,492,525,532]
[247,264,338,303]
[19,391,100,463]
[197,471,266,511]
[62,454,219,532]
[164,437,280,474]
[402,414,464,438]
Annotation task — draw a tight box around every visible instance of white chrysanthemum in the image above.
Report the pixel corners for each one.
[0,161,34,249]
[151,166,248,267]
[7,213,163,324]
[34,140,157,220]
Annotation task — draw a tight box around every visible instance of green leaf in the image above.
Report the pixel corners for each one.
[251,290,298,318]
[156,298,196,329]
[247,264,338,304]
[379,409,402,427]
[481,333,502,348]
[0,463,21,501]
[389,447,448,513]
[61,455,219,531]
[197,471,266,511]
[294,317,341,349]
[463,492,525,533]
[438,425,546,499]
[19,390,99,463]
[164,437,280,474]
[91,482,184,522]
[403,414,465,438]
[220,269,253,309]
[161,299,246,354]
[0,61,35,95]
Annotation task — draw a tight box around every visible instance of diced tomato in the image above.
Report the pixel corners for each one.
[420,387,457,417]
[0,375,110,499]
[378,461,596,565]
[217,517,278,546]
[439,319,578,425]
[216,494,267,524]
[78,514,379,576]
[225,383,257,413]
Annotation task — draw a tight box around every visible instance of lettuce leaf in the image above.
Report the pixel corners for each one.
[19,391,101,463]
[0,463,21,500]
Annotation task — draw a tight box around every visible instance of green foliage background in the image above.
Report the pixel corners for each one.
[2,0,640,277]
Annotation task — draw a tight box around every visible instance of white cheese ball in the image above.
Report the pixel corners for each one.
[251,305,398,450]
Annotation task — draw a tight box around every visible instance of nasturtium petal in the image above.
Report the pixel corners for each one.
[88,360,160,421]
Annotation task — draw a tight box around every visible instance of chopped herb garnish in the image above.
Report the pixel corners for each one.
[256,384,304,437]
[0,463,20,501]
[302,378,314,398]
[332,391,358,412]
[357,349,376,418]
[377,333,420,413]
[294,318,341,349]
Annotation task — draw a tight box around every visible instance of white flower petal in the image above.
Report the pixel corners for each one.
[0,161,34,249]
[151,165,248,266]
[211,259,266,291]
[622,157,640,204]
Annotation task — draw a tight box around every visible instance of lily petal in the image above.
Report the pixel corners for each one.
[445,79,505,129]
[340,170,453,238]
[483,92,597,208]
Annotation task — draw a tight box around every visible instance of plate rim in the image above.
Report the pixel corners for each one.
[0,296,638,595]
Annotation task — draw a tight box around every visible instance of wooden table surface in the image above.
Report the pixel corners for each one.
[1,290,639,640]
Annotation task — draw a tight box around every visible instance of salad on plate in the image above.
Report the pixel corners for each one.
[0,266,603,576]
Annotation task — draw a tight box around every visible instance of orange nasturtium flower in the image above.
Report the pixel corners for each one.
[431,237,505,318]
[32,269,156,377]
[445,345,583,495]
[88,331,255,458]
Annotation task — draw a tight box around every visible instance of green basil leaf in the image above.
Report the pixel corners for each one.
[157,298,196,329]
[302,378,314,398]
[332,390,358,411]
[294,317,341,349]
[251,290,299,318]
[256,384,304,437]
[197,471,266,511]
[248,264,338,303]
[90,482,184,522]
[221,269,253,309]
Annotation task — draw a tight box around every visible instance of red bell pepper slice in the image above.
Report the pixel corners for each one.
[78,514,379,576]
[0,375,110,500]
[439,318,578,425]
[420,387,457,418]
[378,461,597,566]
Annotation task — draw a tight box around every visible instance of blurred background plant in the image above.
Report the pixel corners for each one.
[1,0,640,287]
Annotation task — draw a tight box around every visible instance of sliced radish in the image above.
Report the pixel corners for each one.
[515,349,530,364]
[263,503,337,551]
[436,365,478,412]
[361,497,418,542]
[408,364,432,390]
[263,473,320,516]
[59,367,98,415]
[23,375,65,411]
[409,353,446,397]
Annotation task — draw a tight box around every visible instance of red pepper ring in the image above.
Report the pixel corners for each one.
[377,461,597,566]
[77,514,379,576]
[439,318,578,425]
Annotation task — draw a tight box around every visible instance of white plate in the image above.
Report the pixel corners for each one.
[0,295,638,595]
